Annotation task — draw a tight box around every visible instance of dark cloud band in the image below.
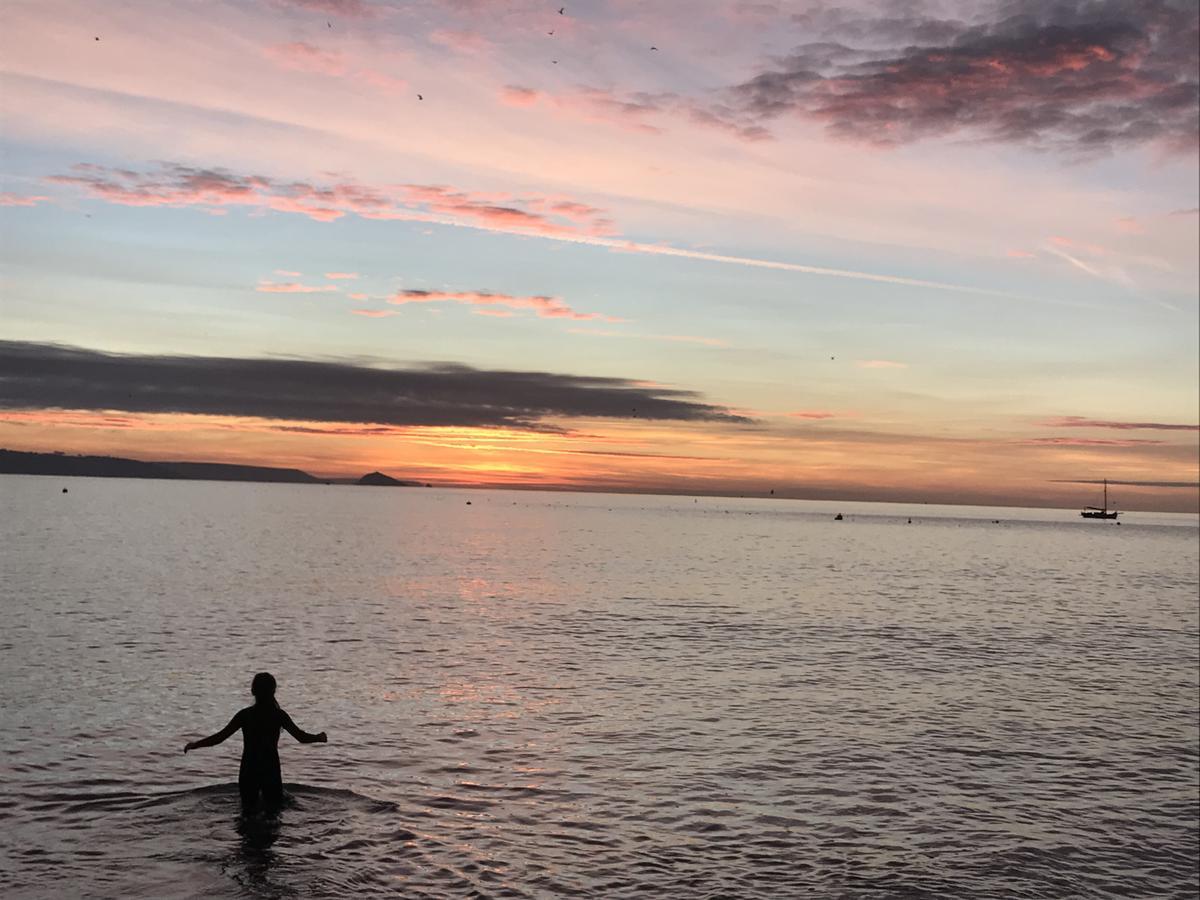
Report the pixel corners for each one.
[0,341,748,430]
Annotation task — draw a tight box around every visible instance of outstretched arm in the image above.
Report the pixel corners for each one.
[281,710,327,744]
[183,712,241,754]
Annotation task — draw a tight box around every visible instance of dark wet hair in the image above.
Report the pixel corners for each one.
[251,672,278,708]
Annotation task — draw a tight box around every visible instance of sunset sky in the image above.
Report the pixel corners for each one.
[2,0,1197,510]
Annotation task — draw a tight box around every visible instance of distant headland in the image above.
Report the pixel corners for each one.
[0,449,424,487]
[357,471,422,486]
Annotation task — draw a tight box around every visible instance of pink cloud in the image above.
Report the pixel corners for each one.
[262,43,405,93]
[788,410,837,419]
[263,42,347,76]
[274,0,378,18]
[1114,216,1144,234]
[274,269,303,277]
[0,193,49,207]
[559,87,669,136]
[390,288,622,322]
[42,164,1009,295]
[351,309,397,317]
[347,292,369,300]
[1049,234,1107,256]
[547,199,606,222]
[723,6,1199,154]
[473,308,516,317]
[48,164,367,222]
[856,360,908,369]
[396,183,615,237]
[683,105,774,142]
[1006,249,1036,259]
[544,86,770,142]
[356,69,407,93]
[47,163,613,238]
[257,280,340,293]
[325,272,359,279]
[429,29,492,54]
[728,2,780,22]
[500,85,540,107]
[1037,416,1199,432]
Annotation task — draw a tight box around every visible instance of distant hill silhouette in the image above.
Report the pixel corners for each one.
[357,471,422,487]
[161,461,320,483]
[1,449,319,484]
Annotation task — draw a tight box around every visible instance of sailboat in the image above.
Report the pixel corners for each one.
[1080,479,1119,519]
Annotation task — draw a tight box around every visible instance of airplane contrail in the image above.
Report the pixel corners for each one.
[413,212,1089,306]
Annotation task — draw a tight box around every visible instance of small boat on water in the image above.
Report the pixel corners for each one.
[1081,479,1119,519]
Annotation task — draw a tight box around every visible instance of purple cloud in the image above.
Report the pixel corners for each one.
[723,0,1198,153]
[1038,416,1199,431]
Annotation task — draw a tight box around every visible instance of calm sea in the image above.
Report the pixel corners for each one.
[1,475,1197,899]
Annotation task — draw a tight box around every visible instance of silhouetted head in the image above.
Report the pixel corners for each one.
[251,672,277,707]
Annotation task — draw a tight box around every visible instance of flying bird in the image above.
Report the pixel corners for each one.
[417,94,423,100]
[651,46,658,50]
[558,6,564,14]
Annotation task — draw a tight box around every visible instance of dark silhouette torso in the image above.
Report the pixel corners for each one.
[185,690,323,805]
[236,704,285,807]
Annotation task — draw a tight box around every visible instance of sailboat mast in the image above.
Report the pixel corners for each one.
[1103,479,1108,511]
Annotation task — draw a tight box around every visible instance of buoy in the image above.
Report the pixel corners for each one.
[62,488,68,494]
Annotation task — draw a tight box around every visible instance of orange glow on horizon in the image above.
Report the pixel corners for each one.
[0,407,1196,511]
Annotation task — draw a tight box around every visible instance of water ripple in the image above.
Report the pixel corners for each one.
[1,479,1197,897]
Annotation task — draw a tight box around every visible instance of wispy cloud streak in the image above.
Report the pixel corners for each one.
[0,192,49,207]
[1039,416,1199,431]
[390,289,622,322]
[47,163,613,236]
[1021,437,1164,446]
[46,162,1047,301]
[788,410,838,419]
[1051,478,1199,488]
[256,281,340,293]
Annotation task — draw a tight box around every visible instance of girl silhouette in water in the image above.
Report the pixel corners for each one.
[183,672,327,808]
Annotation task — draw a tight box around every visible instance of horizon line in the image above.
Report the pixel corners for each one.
[3,447,1196,515]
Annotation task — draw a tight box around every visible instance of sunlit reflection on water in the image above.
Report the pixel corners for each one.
[2,477,1197,897]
